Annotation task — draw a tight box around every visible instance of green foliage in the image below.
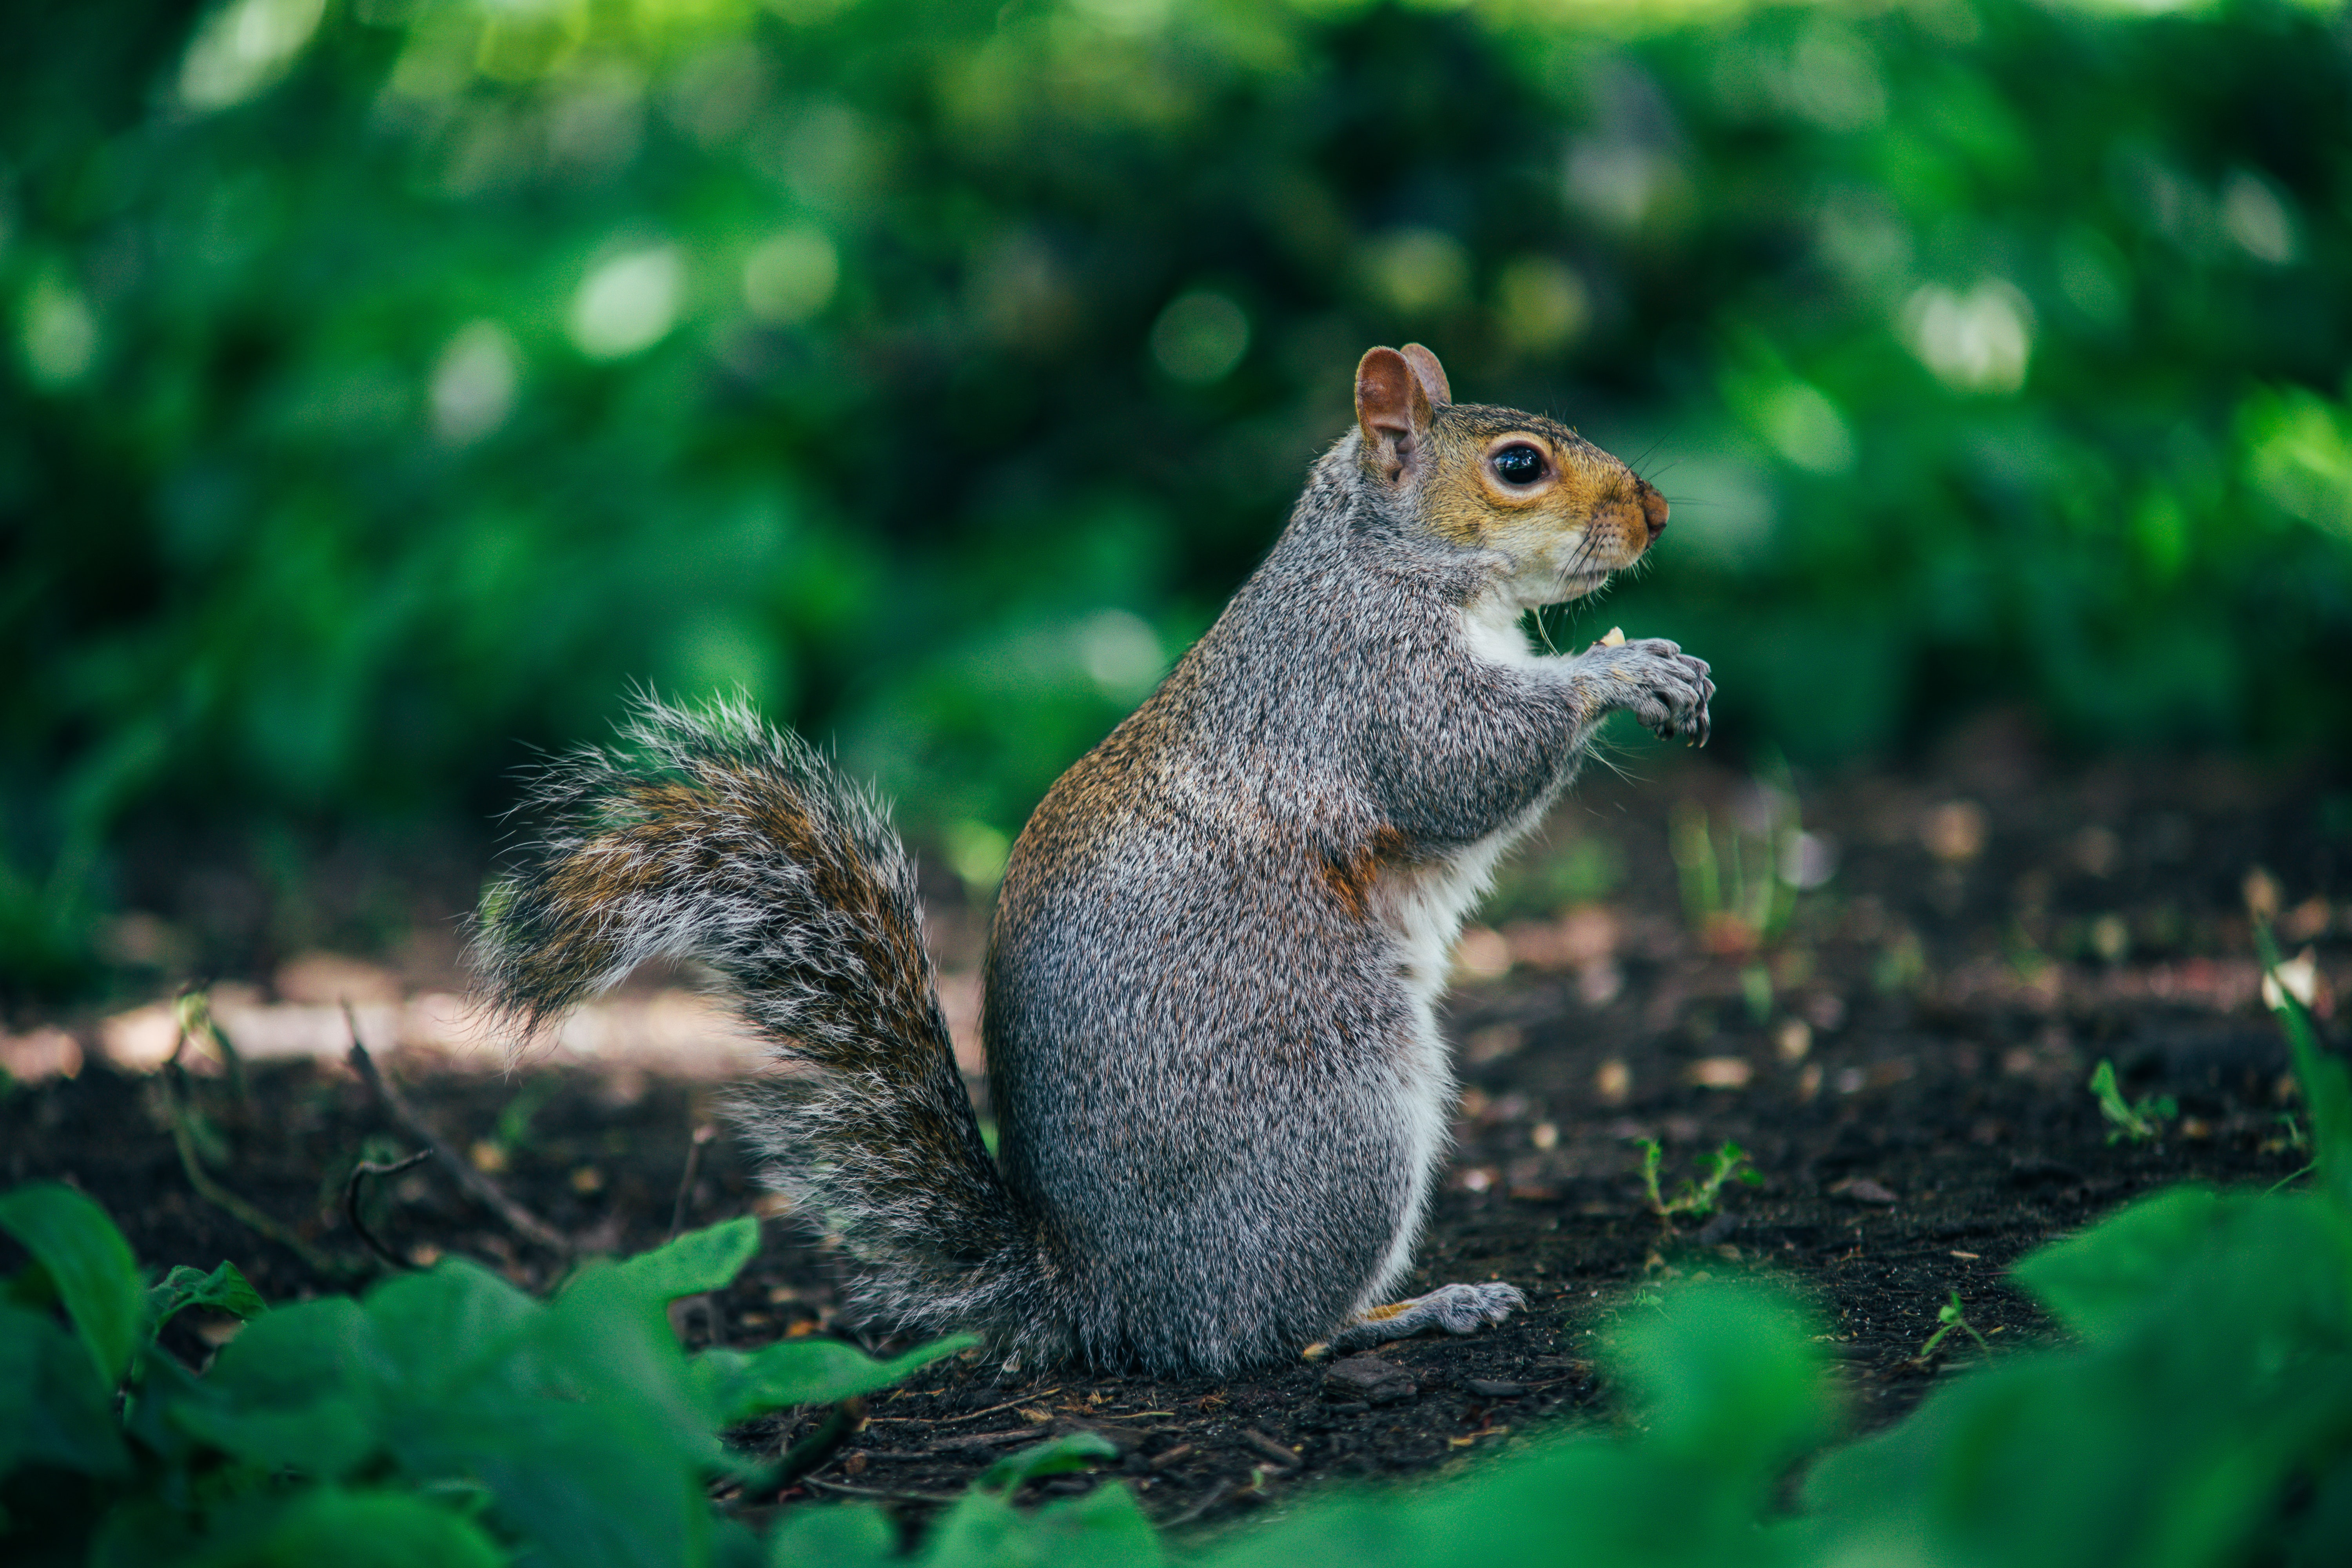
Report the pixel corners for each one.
[149,1262,267,1331]
[6,0,2352,989]
[2259,924,2352,1210]
[1210,1283,1831,1568]
[922,1434,1163,1568]
[1915,1289,1991,1362]
[0,1182,148,1390]
[0,1209,971,1565]
[616,1213,762,1301]
[702,1334,978,1427]
[1635,1137,1760,1221]
[2088,1057,2178,1144]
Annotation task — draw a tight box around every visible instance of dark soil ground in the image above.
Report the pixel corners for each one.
[5,726,2347,1540]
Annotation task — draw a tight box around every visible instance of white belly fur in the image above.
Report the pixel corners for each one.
[1356,591,1567,1306]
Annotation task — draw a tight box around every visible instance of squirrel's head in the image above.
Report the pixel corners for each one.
[1354,344,1667,606]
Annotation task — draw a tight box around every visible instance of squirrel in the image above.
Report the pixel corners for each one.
[470,343,1712,1374]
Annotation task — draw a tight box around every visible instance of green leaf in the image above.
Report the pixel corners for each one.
[1604,1279,1832,1473]
[611,1216,762,1303]
[978,1432,1120,1492]
[190,1486,508,1568]
[2016,1187,2352,1352]
[2258,926,2352,1210]
[1807,1190,2352,1568]
[120,1336,218,1468]
[150,1261,267,1329]
[362,1258,539,1397]
[0,1299,132,1480]
[768,1501,898,1567]
[375,1260,718,1568]
[925,1477,1163,1568]
[2012,1185,2226,1340]
[698,1334,975,1425]
[176,1296,383,1479]
[88,1497,205,1568]
[0,1181,147,1388]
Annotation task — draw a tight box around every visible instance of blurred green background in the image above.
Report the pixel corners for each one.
[4,0,2349,996]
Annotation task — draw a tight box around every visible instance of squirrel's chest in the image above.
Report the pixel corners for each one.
[1372,807,1545,1007]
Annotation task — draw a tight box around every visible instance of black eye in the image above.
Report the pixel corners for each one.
[1492,445,1544,485]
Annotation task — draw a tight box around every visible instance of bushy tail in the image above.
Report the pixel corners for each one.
[469,693,1054,1348]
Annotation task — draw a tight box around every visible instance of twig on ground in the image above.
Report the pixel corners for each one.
[343,1003,573,1259]
[1160,1478,1237,1527]
[1239,1428,1300,1468]
[343,1149,433,1270]
[670,1122,717,1241]
[158,1029,346,1277]
[800,1476,963,1504]
[933,1387,1061,1425]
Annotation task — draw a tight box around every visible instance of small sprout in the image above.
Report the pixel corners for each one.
[1635,1138,1760,1223]
[2088,1059,2176,1145]
[1916,1290,1991,1363]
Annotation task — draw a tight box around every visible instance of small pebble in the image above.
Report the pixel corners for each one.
[1325,1354,1417,1405]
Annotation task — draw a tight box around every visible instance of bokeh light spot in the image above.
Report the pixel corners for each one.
[1362,229,1471,319]
[1492,256,1590,356]
[18,275,98,389]
[180,0,325,110]
[1075,609,1163,698]
[569,245,684,360]
[1149,290,1250,384]
[743,229,840,325]
[430,321,521,445]
[1902,282,2033,395]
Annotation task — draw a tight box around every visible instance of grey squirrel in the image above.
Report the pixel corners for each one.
[470,344,1712,1374]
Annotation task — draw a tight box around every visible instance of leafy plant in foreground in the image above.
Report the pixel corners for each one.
[0,1202,976,1566]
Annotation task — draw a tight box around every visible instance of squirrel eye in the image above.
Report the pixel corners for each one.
[1492,444,1545,485]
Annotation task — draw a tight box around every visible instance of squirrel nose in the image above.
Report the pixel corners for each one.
[1637,480,1668,541]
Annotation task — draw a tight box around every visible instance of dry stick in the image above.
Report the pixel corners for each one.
[669,1123,718,1241]
[343,1150,433,1270]
[800,1476,964,1505]
[157,1031,345,1277]
[1238,1428,1300,1469]
[342,1004,573,1259]
[1160,1479,1237,1528]
[934,1387,1060,1424]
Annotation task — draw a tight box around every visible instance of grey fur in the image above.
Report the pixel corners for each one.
[471,390,1712,1376]
[985,423,1708,1372]
[468,695,1053,1351]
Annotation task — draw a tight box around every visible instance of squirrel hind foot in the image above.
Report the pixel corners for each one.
[1327,1281,1526,1352]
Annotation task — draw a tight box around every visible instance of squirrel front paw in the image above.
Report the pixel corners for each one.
[1582,637,1714,746]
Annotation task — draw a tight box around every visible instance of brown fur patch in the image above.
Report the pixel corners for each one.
[1318,825,1413,922]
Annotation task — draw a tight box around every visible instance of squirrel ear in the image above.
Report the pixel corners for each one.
[1356,346,1433,485]
[1398,343,1452,407]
